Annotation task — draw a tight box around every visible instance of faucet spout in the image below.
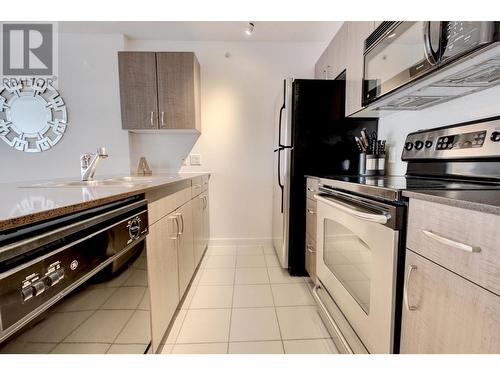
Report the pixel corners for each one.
[80,147,109,181]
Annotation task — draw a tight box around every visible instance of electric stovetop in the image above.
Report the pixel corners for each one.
[319,175,500,202]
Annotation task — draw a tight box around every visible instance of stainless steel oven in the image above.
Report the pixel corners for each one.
[363,21,500,106]
[312,186,404,354]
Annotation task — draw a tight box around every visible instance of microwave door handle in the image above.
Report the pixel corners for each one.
[314,194,390,224]
[423,21,439,65]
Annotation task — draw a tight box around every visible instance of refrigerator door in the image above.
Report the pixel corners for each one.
[272,79,293,268]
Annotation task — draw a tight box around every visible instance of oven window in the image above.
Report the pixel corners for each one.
[324,219,371,314]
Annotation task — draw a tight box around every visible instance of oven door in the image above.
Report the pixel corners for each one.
[315,193,400,353]
[363,21,442,105]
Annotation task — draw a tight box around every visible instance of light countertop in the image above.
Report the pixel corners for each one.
[0,173,210,231]
[403,189,500,215]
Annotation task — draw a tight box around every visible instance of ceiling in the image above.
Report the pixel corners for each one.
[59,21,343,42]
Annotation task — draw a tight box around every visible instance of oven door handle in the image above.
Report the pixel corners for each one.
[314,194,390,224]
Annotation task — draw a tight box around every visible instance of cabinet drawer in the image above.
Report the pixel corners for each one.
[306,198,317,240]
[401,250,500,353]
[147,185,191,225]
[407,198,500,295]
[305,234,317,282]
[306,178,319,200]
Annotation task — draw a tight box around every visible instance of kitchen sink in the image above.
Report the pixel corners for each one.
[19,176,172,188]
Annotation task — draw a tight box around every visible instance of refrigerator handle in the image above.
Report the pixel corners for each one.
[278,104,285,147]
[275,146,284,213]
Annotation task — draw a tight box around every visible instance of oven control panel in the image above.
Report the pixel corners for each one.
[402,118,500,161]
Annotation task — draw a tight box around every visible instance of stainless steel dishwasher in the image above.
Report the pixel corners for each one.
[0,195,150,354]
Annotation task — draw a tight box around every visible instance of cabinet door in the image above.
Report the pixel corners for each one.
[326,23,348,80]
[118,52,159,130]
[146,215,179,353]
[346,22,375,116]
[401,250,500,354]
[177,200,195,297]
[315,49,328,79]
[192,194,204,266]
[156,52,201,131]
[202,190,210,251]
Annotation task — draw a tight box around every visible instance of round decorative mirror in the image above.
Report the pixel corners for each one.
[0,80,68,152]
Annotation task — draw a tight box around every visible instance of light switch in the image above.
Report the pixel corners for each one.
[189,154,201,166]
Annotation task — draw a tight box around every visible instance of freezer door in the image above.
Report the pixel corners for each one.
[272,79,293,268]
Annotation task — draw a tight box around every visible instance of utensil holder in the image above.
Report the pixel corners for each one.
[358,153,366,175]
[365,154,378,176]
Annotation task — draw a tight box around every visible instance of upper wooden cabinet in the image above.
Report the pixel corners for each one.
[345,22,375,116]
[326,23,348,80]
[314,49,328,79]
[118,52,201,132]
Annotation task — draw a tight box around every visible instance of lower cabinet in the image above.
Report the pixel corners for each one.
[401,249,500,353]
[146,176,210,353]
[146,214,180,353]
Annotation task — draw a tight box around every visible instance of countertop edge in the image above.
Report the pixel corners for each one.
[0,173,210,232]
[402,190,500,215]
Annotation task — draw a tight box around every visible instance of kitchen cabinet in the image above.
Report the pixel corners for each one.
[401,197,500,353]
[401,249,500,353]
[118,51,201,132]
[145,175,209,353]
[305,178,319,282]
[176,199,195,298]
[326,23,348,80]
[315,49,328,79]
[146,213,179,353]
[118,52,158,130]
[345,21,375,116]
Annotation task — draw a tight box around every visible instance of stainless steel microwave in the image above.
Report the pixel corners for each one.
[363,21,500,106]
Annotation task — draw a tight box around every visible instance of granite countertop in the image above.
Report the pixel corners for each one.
[0,172,210,231]
[403,189,500,215]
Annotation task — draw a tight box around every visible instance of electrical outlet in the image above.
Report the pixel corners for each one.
[189,154,201,166]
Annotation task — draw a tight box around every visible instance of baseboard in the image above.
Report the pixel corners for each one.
[208,237,273,247]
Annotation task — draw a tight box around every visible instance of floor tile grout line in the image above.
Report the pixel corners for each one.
[264,263,286,354]
[226,257,238,354]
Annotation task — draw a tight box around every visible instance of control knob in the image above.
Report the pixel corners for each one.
[46,271,61,286]
[404,142,414,151]
[128,217,141,240]
[31,280,46,296]
[491,131,500,142]
[21,286,34,302]
[425,140,433,148]
[414,141,424,150]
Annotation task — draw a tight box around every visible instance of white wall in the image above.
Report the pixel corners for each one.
[127,40,324,242]
[0,33,130,183]
[379,85,500,175]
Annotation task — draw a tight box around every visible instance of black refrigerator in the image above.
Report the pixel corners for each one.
[272,77,378,275]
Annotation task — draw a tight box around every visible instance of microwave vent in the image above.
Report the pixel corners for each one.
[432,58,500,87]
[364,22,398,53]
[375,95,450,110]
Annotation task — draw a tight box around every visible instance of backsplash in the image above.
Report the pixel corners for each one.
[378,84,500,175]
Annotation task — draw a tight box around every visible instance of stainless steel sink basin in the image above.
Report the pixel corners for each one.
[19,176,172,188]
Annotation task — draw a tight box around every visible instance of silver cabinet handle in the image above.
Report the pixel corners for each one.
[422,230,481,253]
[169,215,179,240]
[176,213,184,235]
[315,194,390,224]
[307,209,315,215]
[193,184,202,189]
[307,245,316,253]
[160,111,166,128]
[307,187,315,192]
[404,265,418,311]
[150,111,156,128]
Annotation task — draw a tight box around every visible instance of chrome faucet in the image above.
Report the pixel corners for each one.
[80,147,108,181]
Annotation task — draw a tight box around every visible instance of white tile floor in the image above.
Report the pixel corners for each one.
[161,245,338,354]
